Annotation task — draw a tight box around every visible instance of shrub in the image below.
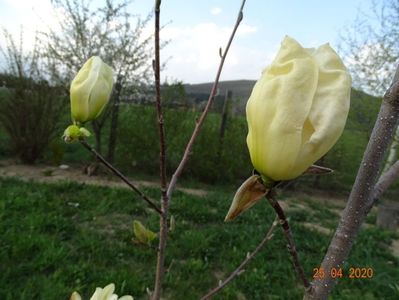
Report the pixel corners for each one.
[115,105,252,183]
[0,74,67,163]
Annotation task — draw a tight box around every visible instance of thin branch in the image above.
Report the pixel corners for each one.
[166,0,246,199]
[152,0,169,299]
[304,64,399,300]
[152,1,246,298]
[200,216,278,300]
[266,191,311,290]
[372,159,399,201]
[79,139,162,214]
[363,159,399,215]
[153,1,167,195]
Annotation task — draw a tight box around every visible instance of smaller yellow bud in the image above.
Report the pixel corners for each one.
[70,56,114,123]
[69,291,82,300]
[71,283,134,300]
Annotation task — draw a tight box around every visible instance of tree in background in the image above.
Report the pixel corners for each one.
[0,29,66,163]
[40,0,153,162]
[161,80,187,108]
[340,0,399,171]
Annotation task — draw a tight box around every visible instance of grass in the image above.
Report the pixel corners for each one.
[0,177,398,299]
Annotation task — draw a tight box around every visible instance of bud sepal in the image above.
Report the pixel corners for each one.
[225,174,274,221]
[63,124,91,143]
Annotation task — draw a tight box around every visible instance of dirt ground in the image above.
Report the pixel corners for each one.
[0,160,207,197]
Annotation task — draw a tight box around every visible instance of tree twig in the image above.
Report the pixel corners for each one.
[79,139,162,214]
[266,191,311,290]
[153,2,167,195]
[362,159,399,216]
[372,159,399,201]
[152,1,246,298]
[200,216,278,300]
[166,0,246,199]
[152,0,169,299]
[303,65,399,300]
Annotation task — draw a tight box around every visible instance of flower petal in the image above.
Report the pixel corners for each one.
[246,36,319,180]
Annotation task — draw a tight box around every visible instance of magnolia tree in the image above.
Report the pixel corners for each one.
[62,1,399,299]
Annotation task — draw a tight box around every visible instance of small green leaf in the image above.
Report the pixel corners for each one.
[169,215,176,232]
[133,220,157,245]
[79,127,91,137]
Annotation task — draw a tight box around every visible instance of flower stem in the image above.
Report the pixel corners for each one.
[266,191,310,290]
[79,139,161,214]
[166,0,246,199]
[200,216,278,299]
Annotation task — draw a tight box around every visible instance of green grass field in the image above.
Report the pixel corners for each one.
[0,177,398,299]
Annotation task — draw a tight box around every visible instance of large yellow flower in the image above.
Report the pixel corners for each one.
[246,36,351,181]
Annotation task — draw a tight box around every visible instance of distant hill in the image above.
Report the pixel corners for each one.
[184,80,256,100]
[183,80,382,119]
[183,80,256,114]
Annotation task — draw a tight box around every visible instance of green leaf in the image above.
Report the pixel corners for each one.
[133,220,157,245]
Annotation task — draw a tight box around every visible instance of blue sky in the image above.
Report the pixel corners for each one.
[0,0,370,83]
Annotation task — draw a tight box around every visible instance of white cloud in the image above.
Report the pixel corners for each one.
[1,0,267,84]
[237,24,257,35]
[210,7,222,16]
[1,0,61,52]
[159,22,268,83]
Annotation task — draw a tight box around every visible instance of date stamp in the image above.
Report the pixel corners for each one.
[313,267,374,279]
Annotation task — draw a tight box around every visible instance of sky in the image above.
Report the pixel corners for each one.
[0,0,371,84]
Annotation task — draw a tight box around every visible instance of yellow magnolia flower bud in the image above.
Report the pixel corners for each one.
[246,36,351,181]
[70,291,82,300]
[71,283,134,300]
[70,56,114,123]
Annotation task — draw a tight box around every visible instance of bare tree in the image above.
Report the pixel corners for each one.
[0,28,66,163]
[40,0,153,157]
[341,0,399,171]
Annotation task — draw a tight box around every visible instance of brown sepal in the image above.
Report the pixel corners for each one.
[304,164,333,175]
[224,175,268,222]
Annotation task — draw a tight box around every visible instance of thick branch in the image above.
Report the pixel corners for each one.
[79,140,161,214]
[266,192,310,290]
[166,0,246,199]
[200,217,278,300]
[304,65,399,300]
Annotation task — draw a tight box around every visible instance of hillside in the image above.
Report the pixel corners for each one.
[184,79,256,99]
[184,80,382,119]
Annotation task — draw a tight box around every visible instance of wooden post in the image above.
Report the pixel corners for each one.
[107,76,123,163]
[376,201,399,230]
[217,90,232,161]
